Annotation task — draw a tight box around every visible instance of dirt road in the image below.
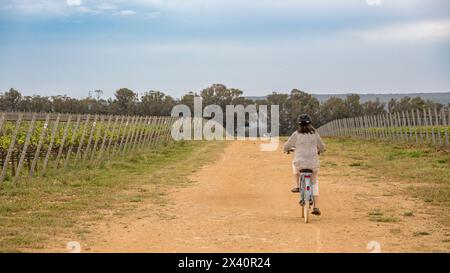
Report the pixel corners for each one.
[77,140,447,252]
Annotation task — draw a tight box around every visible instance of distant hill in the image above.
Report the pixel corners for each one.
[246,92,450,105]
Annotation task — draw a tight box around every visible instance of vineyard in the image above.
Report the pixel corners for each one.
[318,107,450,147]
[0,112,176,183]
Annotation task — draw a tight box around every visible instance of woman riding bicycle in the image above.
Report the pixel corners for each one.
[283,114,326,216]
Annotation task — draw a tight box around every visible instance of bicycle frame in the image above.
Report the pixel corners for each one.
[299,171,314,222]
[300,172,314,204]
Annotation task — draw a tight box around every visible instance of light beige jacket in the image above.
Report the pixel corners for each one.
[283,131,326,169]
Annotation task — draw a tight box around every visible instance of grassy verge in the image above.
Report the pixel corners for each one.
[0,140,227,252]
[324,137,449,209]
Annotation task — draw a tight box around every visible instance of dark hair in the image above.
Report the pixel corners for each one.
[297,123,316,134]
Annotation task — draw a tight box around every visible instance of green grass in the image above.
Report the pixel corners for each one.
[0,140,227,252]
[325,137,450,209]
[370,215,401,223]
[367,126,450,135]
[368,210,384,216]
[370,216,400,223]
[368,210,400,223]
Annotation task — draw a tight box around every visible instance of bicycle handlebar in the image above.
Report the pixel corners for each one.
[285,148,322,155]
[286,148,295,154]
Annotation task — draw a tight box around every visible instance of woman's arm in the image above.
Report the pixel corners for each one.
[283,131,297,152]
[317,133,326,153]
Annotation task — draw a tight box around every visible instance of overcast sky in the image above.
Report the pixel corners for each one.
[0,0,449,98]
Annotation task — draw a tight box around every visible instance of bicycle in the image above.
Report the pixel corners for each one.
[286,149,315,223]
[298,168,314,223]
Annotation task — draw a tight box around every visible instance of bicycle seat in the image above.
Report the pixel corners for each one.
[300,169,313,173]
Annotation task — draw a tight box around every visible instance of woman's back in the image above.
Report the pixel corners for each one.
[284,131,325,169]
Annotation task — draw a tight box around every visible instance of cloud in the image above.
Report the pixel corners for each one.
[114,10,136,16]
[346,19,450,43]
[1,0,449,19]
[130,0,347,14]
[66,0,82,7]
[77,6,101,14]
[1,0,67,15]
[146,11,161,19]
[96,3,118,11]
[366,0,382,6]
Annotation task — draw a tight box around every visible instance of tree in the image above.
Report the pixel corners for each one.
[140,90,176,116]
[200,84,244,111]
[180,91,198,113]
[0,88,22,111]
[94,89,103,100]
[319,96,348,125]
[362,98,386,116]
[345,94,364,117]
[388,96,443,112]
[19,95,52,112]
[0,85,444,136]
[52,95,84,113]
[285,89,320,132]
[265,92,290,135]
[112,88,138,115]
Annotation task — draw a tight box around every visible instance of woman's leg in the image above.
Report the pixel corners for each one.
[292,163,300,189]
[293,173,299,188]
[312,169,320,208]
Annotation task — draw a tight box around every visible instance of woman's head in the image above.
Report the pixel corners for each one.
[297,114,315,134]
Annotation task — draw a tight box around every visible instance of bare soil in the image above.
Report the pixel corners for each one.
[53,140,449,252]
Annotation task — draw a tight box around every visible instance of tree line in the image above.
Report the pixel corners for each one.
[1,84,445,135]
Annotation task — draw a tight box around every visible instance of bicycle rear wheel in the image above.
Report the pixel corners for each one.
[303,205,309,223]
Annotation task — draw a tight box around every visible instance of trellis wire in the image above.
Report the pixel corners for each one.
[318,107,450,148]
[0,112,177,183]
